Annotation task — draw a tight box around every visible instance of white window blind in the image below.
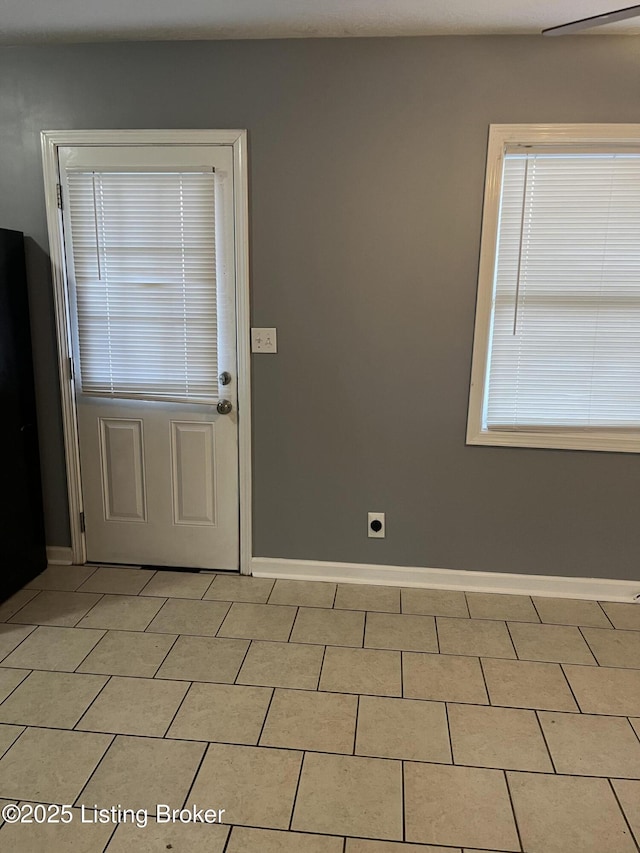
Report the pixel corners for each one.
[66,170,218,404]
[486,151,640,430]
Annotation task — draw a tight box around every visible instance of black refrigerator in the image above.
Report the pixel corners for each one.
[0,228,46,598]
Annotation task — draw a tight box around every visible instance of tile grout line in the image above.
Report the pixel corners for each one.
[503,770,525,853]
[0,590,40,622]
[0,669,32,708]
[149,633,181,678]
[179,740,211,812]
[79,596,168,633]
[134,570,158,597]
[144,599,233,637]
[608,777,640,853]
[530,596,543,624]
[142,596,172,633]
[137,597,169,632]
[462,591,471,618]
[0,725,28,760]
[0,625,39,665]
[286,607,299,642]
[463,591,471,619]
[220,823,233,853]
[71,629,108,674]
[72,674,113,732]
[503,620,519,659]
[4,720,637,780]
[2,652,639,703]
[200,572,217,600]
[628,716,640,748]
[79,565,102,588]
[316,645,328,692]
[577,624,601,666]
[255,686,276,747]
[4,591,46,625]
[352,693,360,756]
[533,709,557,774]
[5,726,640,846]
[558,663,584,714]
[477,649,492,707]
[400,758,406,843]
[288,607,302,644]
[15,581,640,620]
[71,592,107,627]
[206,573,220,601]
[12,603,639,632]
[99,819,119,852]
[478,657,491,706]
[70,731,117,810]
[443,702,454,768]
[288,750,306,831]
[265,578,278,606]
[598,600,617,629]
[160,680,196,738]
[232,639,256,686]
[10,611,633,668]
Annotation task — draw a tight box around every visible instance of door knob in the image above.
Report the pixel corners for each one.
[217,399,233,415]
[219,372,232,386]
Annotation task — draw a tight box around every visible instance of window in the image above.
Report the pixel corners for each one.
[65,169,218,404]
[467,124,640,453]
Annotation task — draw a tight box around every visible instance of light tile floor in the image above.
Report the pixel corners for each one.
[0,567,638,852]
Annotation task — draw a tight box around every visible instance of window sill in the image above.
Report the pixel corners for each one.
[466,427,640,454]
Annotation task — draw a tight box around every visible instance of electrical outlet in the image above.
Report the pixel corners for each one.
[368,511,385,539]
[251,327,277,353]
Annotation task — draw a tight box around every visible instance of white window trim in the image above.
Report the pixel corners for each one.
[467,123,640,454]
[41,129,253,570]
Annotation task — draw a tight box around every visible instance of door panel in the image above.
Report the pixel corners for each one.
[60,145,239,571]
[171,421,217,526]
[99,418,147,522]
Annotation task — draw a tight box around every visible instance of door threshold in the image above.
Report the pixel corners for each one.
[85,561,239,575]
[140,565,239,575]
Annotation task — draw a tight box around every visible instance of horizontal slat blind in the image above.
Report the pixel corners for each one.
[66,170,218,403]
[486,152,640,429]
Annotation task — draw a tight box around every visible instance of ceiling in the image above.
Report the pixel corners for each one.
[2,0,640,44]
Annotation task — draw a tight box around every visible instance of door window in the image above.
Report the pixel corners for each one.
[66,169,219,404]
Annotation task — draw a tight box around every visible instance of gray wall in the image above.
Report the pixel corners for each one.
[1,36,639,580]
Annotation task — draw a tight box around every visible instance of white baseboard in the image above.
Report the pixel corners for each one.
[251,556,640,603]
[46,546,74,566]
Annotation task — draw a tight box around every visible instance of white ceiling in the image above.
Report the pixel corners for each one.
[1,0,640,44]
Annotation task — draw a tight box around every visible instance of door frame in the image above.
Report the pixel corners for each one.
[41,129,253,574]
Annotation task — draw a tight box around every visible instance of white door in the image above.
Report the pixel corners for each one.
[59,145,239,570]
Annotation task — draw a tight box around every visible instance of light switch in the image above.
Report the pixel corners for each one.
[251,328,278,353]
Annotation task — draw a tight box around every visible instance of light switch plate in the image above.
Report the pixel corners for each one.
[251,328,277,353]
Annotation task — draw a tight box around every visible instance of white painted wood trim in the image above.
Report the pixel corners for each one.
[41,129,252,573]
[467,122,640,455]
[233,131,253,575]
[46,546,74,565]
[483,123,640,145]
[41,129,247,146]
[41,133,87,566]
[250,556,640,603]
